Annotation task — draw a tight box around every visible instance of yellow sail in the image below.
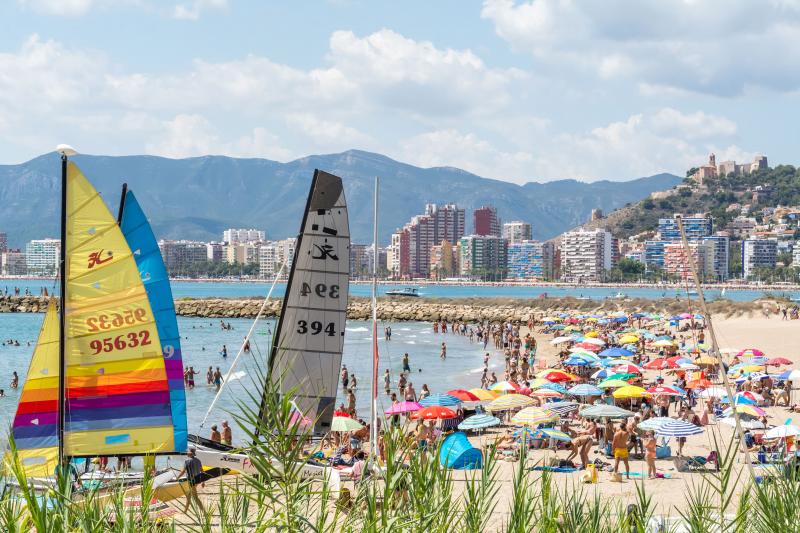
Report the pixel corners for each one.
[8,300,60,477]
[64,162,175,456]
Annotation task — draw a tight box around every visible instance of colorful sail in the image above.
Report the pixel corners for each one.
[9,300,59,477]
[64,162,176,456]
[265,170,350,435]
[119,189,188,452]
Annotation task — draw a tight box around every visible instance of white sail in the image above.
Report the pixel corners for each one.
[266,170,350,435]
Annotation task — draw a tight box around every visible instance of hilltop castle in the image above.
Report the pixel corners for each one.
[692,153,768,185]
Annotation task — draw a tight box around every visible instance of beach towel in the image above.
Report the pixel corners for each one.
[531,466,578,473]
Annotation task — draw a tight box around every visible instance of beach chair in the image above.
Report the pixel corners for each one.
[674,451,718,472]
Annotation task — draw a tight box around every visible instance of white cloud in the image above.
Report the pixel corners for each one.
[285,113,371,149]
[481,0,800,96]
[18,0,95,16]
[173,0,227,20]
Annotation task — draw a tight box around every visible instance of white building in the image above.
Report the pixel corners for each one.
[25,238,60,276]
[742,238,777,279]
[1,250,26,276]
[158,240,208,273]
[259,238,296,280]
[560,229,615,283]
[502,222,532,244]
[223,228,265,244]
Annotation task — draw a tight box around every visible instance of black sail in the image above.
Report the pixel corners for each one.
[266,170,350,435]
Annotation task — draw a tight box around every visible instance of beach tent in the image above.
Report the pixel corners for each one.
[439,432,483,470]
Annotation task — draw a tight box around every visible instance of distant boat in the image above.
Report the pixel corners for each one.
[613,291,627,299]
[386,287,420,297]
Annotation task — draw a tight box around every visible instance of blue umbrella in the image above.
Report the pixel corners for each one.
[632,312,647,318]
[568,384,603,396]
[656,419,704,437]
[420,393,462,407]
[540,382,568,394]
[564,356,591,366]
[613,316,628,323]
[599,347,634,358]
[458,413,501,430]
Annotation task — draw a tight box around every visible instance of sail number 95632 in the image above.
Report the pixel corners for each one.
[296,320,337,336]
[86,308,147,332]
[299,283,339,298]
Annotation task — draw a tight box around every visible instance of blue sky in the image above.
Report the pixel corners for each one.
[1,0,798,183]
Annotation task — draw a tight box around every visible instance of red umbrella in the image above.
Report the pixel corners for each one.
[447,389,480,402]
[666,356,686,368]
[646,385,682,396]
[574,342,601,351]
[333,410,351,418]
[644,358,669,370]
[613,364,642,375]
[766,357,792,367]
[411,406,456,420]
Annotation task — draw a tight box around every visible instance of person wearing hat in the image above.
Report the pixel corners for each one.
[177,448,205,513]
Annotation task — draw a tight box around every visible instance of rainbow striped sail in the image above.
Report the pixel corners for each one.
[119,189,187,452]
[63,162,176,456]
[9,300,60,477]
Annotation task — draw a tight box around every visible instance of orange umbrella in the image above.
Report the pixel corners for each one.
[411,406,457,420]
[686,378,713,389]
[537,370,578,382]
[447,389,480,402]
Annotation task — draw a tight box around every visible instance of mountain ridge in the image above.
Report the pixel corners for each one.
[0,149,681,247]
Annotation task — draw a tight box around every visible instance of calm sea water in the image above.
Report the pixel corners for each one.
[1,279,794,301]
[0,314,494,445]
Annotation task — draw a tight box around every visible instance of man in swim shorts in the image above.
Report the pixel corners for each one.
[612,423,631,479]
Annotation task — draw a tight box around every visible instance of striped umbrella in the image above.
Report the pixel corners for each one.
[545,401,580,415]
[656,419,704,437]
[538,382,568,394]
[568,384,603,397]
[613,364,642,375]
[489,381,520,393]
[637,417,673,431]
[646,385,682,396]
[531,389,564,399]
[487,394,535,412]
[411,406,456,420]
[468,388,499,401]
[737,348,765,358]
[537,428,572,442]
[419,393,462,407]
[723,404,767,419]
[458,413,501,430]
[579,405,634,419]
[511,406,559,426]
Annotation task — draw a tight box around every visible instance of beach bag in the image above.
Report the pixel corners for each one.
[586,463,598,483]
[656,445,671,459]
[609,472,623,482]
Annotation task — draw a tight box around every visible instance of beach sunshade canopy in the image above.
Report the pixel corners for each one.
[618,335,639,344]
[599,347,634,358]
[696,387,727,399]
[536,370,578,382]
[777,369,800,381]
[489,381,520,393]
[606,373,638,382]
[637,417,673,431]
[574,342,601,351]
[656,419,704,437]
[646,386,682,396]
[568,384,603,397]
[686,379,713,389]
[333,410,350,418]
[766,357,792,367]
[411,406,457,420]
[580,405,634,419]
[419,393,462,407]
[597,379,630,389]
[384,401,423,415]
[545,401,580,415]
[644,358,670,370]
[613,385,648,399]
[458,413,501,430]
[468,388,499,401]
[531,389,564,399]
[720,417,766,430]
[487,394,535,412]
[723,404,767,418]
[551,336,575,344]
[765,424,800,439]
[653,340,676,347]
[331,416,364,432]
[737,348,765,358]
[537,428,572,442]
[695,356,719,365]
[613,364,642,375]
[447,389,480,402]
[580,337,605,346]
[564,356,592,366]
[511,406,559,426]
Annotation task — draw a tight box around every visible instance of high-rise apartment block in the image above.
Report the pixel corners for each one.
[742,238,777,278]
[25,238,60,276]
[474,205,500,236]
[507,240,553,280]
[158,240,208,273]
[391,203,465,278]
[502,222,532,244]
[223,228,265,244]
[560,229,615,282]
[459,235,508,279]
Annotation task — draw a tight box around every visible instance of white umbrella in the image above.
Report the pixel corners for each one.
[581,338,605,346]
[787,370,800,381]
[697,387,727,399]
[678,363,700,370]
[719,417,766,430]
[551,336,575,345]
[765,424,800,439]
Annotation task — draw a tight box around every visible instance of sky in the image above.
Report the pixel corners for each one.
[0,0,798,183]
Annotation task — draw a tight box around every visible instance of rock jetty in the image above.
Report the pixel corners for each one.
[0,295,776,322]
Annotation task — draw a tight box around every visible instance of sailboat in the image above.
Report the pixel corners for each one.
[7,148,186,489]
[189,169,351,479]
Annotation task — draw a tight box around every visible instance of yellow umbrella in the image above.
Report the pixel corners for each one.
[740,365,765,373]
[612,385,648,399]
[653,339,676,347]
[619,335,639,344]
[487,394,535,412]
[584,331,599,338]
[585,317,598,322]
[542,317,561,322]
[528,378,553,389]
[695,355,719,365]
[468,388,499,401]
[511,406,559,426]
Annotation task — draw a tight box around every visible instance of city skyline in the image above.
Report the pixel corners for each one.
[2,2,798,182]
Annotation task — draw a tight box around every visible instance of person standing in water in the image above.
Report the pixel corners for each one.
[206,366,213,386]
[11,371,18,389]
[383,369,391,394]
[440,342,447,360]
[402,353,411,373]
[221,345,228,359]
[221,420,232,445]
[213,367,223,392]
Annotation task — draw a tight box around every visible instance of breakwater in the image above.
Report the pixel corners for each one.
[0,295,777,321]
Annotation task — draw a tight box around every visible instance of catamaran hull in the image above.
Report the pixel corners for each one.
[193,446,346,484]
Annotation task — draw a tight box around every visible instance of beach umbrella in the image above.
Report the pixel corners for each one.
[678,363,701,371]
[531,389,564,399]
[605,373,639,382]
[458,413,501,431]
[646,385,682,396]
[777,369,800,381]
[686,378,713,389]
[420,393,462,407]
[695,355,719,365]
[564,356,593,366]
[653,339,676,348]
[468,388,499,401]
[579,405,634,419]
[539,382,568,394]
[738,365,765,374]
[644,358,670,370]
[765,424,800,439]
[591,368,612,380]
[550,325,566,330]
[411,406,456,420]
[551,336,575,345]
[613,385,648,399]
[581,337,604,346]
[545,401,580,415]
[333,410,351,418]
[679,312,693,320]
[723,404,767,418]
[537,428,572,442]
[637,417,673,431]
[667,356,692,368]
[384,401,423,414]
[597,378,630,389]
[606,358,635,366]
[447,389,480,402]
[574,342,601,351]
[536,369,578,382]
[737,348,765,358]
[331,416,364,432]
[599,347,634,358]
[568,384,603,397]
[767,357,792,367]
[511,406,559,426]
[746,356,769,365]
[613,364,642,375]
[619,335,639,344]
[542,317,561,322]
[489,381,520,393]
[487,394,535,412]
[656,419,704,438]
[696,387,727,398]
[528,378,552,389]
[720,417,767,430]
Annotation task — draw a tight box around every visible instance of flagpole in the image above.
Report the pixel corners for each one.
[369,176,379,469]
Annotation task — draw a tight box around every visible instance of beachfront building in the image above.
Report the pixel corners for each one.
[223,228,265,244]
[1,249,25,276]
[663,241,708,280]
[224,243,260,265]
[349,244,370,278]
[507,240,554,281]
[429,241,459,280]
[742,238,778,279]
[0,232,6,253]
[474,205,501,236]
[159,240,208,274]
[657,214,713,241]
[503,221,532,244]
[206,242,224,263]
[560,229,614,283]
[25,238,60,276]
[459,235,508,280]
[702,235,730,281]
[258,238,295,280]
[644,240,668,272]
[391,203,465,278]
[365,245,387,275]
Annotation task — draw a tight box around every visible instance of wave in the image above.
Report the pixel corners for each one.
[405,341,416,345]
[469,367,486,374]
[346,327,369,332]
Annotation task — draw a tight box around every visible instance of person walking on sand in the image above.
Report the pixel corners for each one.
[644,431,657,478]
[612,423,631,479]
[177,448,205,514]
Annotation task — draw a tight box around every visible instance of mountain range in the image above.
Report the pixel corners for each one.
[0,150,681,247]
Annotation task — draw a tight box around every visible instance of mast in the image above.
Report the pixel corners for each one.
[56,144,76,468]
[116,183,128,225]
[369,176,379,464]
[676,215,755,479]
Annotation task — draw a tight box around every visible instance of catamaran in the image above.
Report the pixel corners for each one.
[188,169,352,480]
[7,146,189,491]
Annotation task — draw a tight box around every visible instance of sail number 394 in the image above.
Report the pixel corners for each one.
[299,283,339,298]
[296,320,337,336]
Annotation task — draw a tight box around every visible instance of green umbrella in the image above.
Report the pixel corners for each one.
[331,416,364,432]
[597,378,630,389]
[606,373,638,382]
